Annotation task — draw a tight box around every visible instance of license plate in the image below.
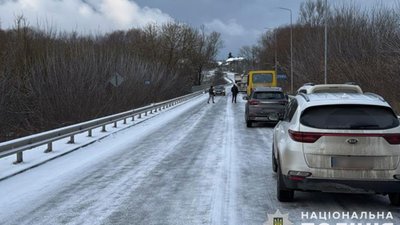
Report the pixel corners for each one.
[331,156,374,169]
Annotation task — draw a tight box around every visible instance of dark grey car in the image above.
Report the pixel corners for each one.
[214,86,226,96]
[245,87,287,127]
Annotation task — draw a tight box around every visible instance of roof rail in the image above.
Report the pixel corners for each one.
[298,92,310,102]
[364,92,386,102]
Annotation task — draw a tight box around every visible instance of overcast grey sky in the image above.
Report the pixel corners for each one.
[0,0,398,59]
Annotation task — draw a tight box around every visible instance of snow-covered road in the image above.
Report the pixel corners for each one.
[0,90,398,225]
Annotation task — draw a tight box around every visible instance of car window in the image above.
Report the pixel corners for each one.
[252,91,284,100]
[253,73,273,83]
[300,105,399,129]
[284,99,298,122]
[297,89,307,94]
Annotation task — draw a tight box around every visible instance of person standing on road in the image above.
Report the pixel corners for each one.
[231,83,239,103]
[207,85,215,104]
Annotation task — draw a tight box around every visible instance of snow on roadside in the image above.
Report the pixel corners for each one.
[0,94,208,181]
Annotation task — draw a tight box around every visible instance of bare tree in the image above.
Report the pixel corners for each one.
[0,17,223,141]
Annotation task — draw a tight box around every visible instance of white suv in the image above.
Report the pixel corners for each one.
[272,92,400,205]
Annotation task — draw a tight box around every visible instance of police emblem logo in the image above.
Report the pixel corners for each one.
[273,217,283,225]
[264,210,292,225]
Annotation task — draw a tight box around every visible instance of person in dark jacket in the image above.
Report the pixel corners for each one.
[207,85,215,103]
[231,83,239,103]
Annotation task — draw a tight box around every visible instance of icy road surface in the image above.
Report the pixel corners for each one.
[0,91,398,225]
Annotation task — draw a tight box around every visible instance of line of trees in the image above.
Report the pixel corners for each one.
[240,0,400,112]
[0,17,222,141]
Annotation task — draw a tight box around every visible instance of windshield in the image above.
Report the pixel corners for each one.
[252,73,273,83]
[300,105,399,129]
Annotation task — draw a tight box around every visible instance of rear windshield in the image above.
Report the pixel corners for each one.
[252,92,284,100]
[253,73,273,83]
[300,105,399,129]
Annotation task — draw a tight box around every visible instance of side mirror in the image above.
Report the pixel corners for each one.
[243,96,249,100]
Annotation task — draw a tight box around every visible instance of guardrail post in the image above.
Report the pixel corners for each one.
[68,135,75,144]
[132,115,135,121]
[123,118,127,124]
[88,129,92,137]
[14,152,23,164]
[155,108,158,112]
[102,125,106,132]
[44,142,53,153]
[113,121,117,128]
[145,111,148,116]
[138,113,142,119]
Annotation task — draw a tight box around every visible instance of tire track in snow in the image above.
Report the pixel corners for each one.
[210,96,239,225]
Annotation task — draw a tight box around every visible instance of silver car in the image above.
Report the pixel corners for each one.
[272,92,400,205]
[214,86,226,96]
[244,87,287,127]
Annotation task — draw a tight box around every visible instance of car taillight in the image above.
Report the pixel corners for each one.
[289,130,400,145]
[279,101,287,105]
[383,134,400,144]
[249,100,260,105]
[288,130,322,143]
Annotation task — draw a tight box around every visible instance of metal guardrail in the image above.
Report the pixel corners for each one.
[0,91,204,164]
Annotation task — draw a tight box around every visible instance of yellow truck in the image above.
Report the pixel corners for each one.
[246,70,277,96]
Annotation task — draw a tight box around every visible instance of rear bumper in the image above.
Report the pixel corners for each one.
[249,113,284,121]
[249,116,282,122]
[283,176,400,194]
[248,110,284,122]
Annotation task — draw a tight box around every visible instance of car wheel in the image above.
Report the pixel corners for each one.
[272,147,277,173]
[246,120,252,127]
[277,164,294,202]
[389,193,400,206]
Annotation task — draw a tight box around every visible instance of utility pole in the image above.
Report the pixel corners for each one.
[278,7,293,93]
[265,27,278,78]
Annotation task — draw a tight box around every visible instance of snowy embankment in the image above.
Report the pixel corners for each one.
[224,72,235,84]
[0,71,236,181]
[0,94,207,181]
